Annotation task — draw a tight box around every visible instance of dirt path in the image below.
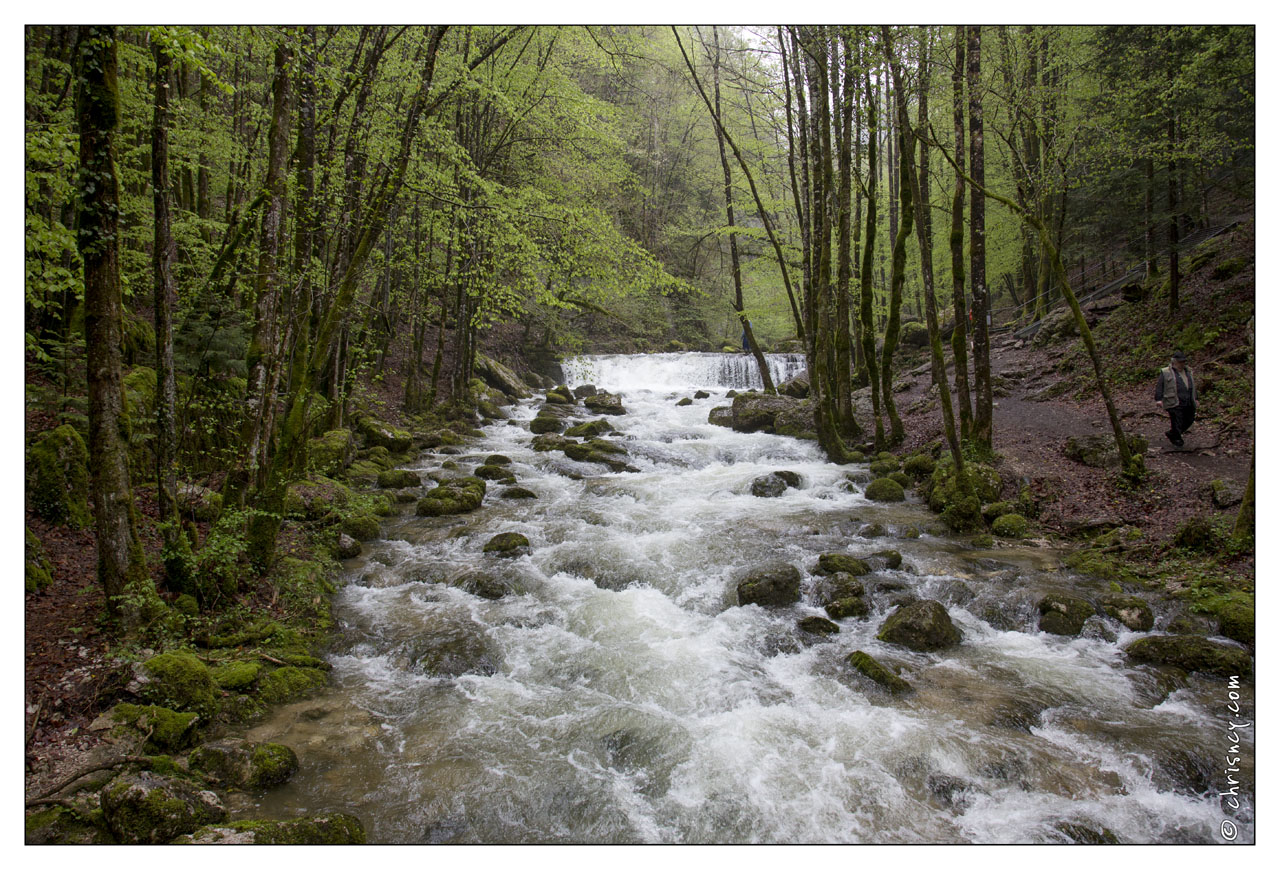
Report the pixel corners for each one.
[895,333,1251,541]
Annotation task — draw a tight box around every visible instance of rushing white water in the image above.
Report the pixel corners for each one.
[242,353,1254,844]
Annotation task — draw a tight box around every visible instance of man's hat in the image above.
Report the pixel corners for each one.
[1171,350,1187,360]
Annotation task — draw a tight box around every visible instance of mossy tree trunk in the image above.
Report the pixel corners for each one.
[150,40,178,542]
[968,25,994,452]
[1232,456,1254,542]
[833,29,859,439]
[949,26,974,439]
[887,27,970,483]
[878,37,914,448]
[859,59,885,450]
[75,26,159,627]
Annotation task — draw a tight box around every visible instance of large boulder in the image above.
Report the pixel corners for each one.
[1124,635,1252,679]
[175,815,367,845]
[877,600,963,652]
[475,354,532,400]
[100,771,227,844]
[1037,592,1096,636]
[1099,594,1154,632]
[188,739,299,790]
[735,562,801,607]
[416,477,486,517]
[132,652,219,720]
[708,406,735,428]
[583,392,627,416]
[777,374,810,399]
[283,475,351,521]
[750,471,801,498]
[900,320,930,348]
[530,414,566,434]
[815,553,871,577]
[355,416,412,453]
[728,392,796,433]
[308,428,353,476]
[1063,433,1148,469]
[865,478,906,502]
[773,398,818,440]
[483,532,531,557]
[26,424,91,527]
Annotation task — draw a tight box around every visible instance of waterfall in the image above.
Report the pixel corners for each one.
[562,352,807,392]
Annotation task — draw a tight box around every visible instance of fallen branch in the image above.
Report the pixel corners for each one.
[25,754,153,807]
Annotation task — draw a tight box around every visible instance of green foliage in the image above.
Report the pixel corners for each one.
[27,424,91,527]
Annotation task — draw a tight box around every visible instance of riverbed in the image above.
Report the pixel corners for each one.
[238,352,1254,844]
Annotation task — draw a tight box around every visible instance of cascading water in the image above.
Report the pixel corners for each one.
[240,353,1253,844]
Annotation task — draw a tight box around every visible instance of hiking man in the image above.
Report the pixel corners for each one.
[1154,350,1197,447]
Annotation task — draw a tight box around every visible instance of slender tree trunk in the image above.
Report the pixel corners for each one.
[706,26,774,392]
[75,26,157,627]
[967,25,993,451]
[1168,118,1180,313]
[227,41,291,518]
[950,27,973,439]
[834,29,858,437]
[860,62,885,449]
[887,27,969,486]
[879,36,913,446]
[151,41,179,544]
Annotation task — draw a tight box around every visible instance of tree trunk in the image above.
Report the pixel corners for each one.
[151,41,179,546]
[879,56,913,447]
[967,25,993,451]
[860,61,885,449]
[75,26,157,628]
[706,26,774,392]
[1168,118,1180,313]
[833,29,858,437]
[950,26,973,439]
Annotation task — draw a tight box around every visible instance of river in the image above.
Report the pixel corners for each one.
[238,352,1254,844]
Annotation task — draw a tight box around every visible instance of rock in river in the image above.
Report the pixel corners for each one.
[735,561,801,607]
[877,599,962,652]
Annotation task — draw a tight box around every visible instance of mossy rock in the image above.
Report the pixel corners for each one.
[1037,593,1097,636]
[137,653,219,720]
[1173,516,1216,552]
[859,522,888,538]
[564,419,614,439]
[175,815,367,845]
[100,771,227,844]
[865,550,903,570]
[355,416,412,452]
[308,429,353,476]
[530,415,565,434]
[869,459,899,477]
[175,483,223,522]
[452,571,520,600]
[501,486,538,500]
[25,527,54,593]
[255,666,328,705]
[847,450,867,463]
[377,469,421,489]
[815,572,865,603]
[1123,635,1252,679]
[865,478,906,502]
[25,804,116,845]
[1210,256,1248,280]
[26,424,91,527]
[1064,547,1137,586]
[1063,433,1149,470]
[531,434,574,452]
[847,650,912,694]
[675,397,693,407]
[188,739,299,790]
[416,477,486,517]
[888,471,912,489]
[210,661,262,691]
[982,501,1014,523]
[903,454,936,480]
[475,464,517,484]
[1213,598,1255,646]
[483,532,531,557]
[825,596,870,620]
[991,513,1029,539]
[104,703,201,752]
[485,454,513,466]
[341,512,381,541]
[343,460,383,487]
[971,533,994,548]
[877,600,962,651]
[816,553,871,576]
[1098,594,1154,632]
[798,616,840,636]
[583,392,627,415]
[423,428,465,448]
[283,475,351,521]
[358,445,395,470]
[1209,478,1246,509]
[735,562,801,607]
[545,385,576,405]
